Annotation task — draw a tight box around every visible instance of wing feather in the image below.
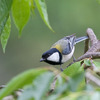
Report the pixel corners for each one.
[51,35,76,55]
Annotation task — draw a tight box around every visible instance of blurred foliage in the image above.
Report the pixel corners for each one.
[1,16,11,53]
[0,60,100,100]
[0,0,100,100]
[12,0,31,36]
[0,0,53,53]
[34,0,54,32]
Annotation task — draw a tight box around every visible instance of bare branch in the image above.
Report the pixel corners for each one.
[3,95,14,100]
[77,28,100,62]
[0,85,6,89]
[66,28,100,67]
[48,76,57,95]
[85,70,100,86]
[76,52,100,61]
[86,28,98,45]
[86,41,100,53]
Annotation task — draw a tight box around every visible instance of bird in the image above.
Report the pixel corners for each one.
[40,34,88,71]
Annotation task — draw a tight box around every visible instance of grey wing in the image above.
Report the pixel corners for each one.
[51,34,76,55]
[62,42,72,55]
[62,35,76,55]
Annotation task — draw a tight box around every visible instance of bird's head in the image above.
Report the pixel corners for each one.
[40,48,62,65]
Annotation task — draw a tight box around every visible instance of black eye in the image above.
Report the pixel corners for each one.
[42,53,50,58]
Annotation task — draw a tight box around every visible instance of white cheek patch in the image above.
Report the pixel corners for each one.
[47,52,59,62]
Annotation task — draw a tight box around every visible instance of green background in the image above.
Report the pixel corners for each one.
[0,0,100,84]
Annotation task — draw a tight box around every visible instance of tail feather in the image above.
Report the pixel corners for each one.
[75,36,88,44]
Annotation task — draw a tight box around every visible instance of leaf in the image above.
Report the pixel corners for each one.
[90,92,100,100]
[46,74,69,100]
[94,61,100,68]
[34,0,54,32]
[18,72,54,100]
[0,14,9,35]
[0,0,12,23]
[60,91,100,100]
[63,62,85,92]
[1,15,11,53]
[54,83,68,94]
[30,0,35,15]
[68,72,85,92]
[63,62,84,77]
[12,0,31,36]
[84,59,91,66]
[47,95,59,100]
[0,68,47,100]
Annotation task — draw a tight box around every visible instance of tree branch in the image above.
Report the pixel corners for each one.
[67,28,100,67]
[76,52,100,61]
[77,28,100,62]
[85,69,100,86]
[86,28,98,45]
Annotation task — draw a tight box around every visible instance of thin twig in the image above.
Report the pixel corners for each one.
[48,76,58,95]
[3,95,14,100]
[0,85,6,89]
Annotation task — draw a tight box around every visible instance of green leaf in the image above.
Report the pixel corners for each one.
[94,61,100,68]
[0,0,12,23]
[12,0,31,36]
[34,0,54,32]
[55,83,68,94]
[60,91,100,100]
[63,62,84,77]
[63,62,85,92]
[68,72,85,92]
[47,95,59,100]
[77,92,100,100]
[0,14,9,35]
[84,59,91,66]
[1,15,11,53]
[90,92,100,100]
[30,0,35,15]
[46,74,68,100]
[18,72,54,100]
[0,68,47,100]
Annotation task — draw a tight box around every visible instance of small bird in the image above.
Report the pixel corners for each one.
[40,34,88,71]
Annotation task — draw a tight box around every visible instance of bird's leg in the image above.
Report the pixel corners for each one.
[65,55,76,68]
[60,65,63,71]
[72,55,76,62]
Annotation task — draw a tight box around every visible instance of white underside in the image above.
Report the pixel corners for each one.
[61,47,75,63]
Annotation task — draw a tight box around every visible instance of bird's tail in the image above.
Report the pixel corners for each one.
[75,36,88,44]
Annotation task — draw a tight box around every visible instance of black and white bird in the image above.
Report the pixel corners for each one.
[40,34,88,71]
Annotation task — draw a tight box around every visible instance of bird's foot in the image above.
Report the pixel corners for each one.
[73,55,76,62]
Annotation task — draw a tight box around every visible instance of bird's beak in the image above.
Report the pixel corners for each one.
[40,58,45,62]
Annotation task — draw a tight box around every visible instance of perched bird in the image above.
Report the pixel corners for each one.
[40,34,88,71]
